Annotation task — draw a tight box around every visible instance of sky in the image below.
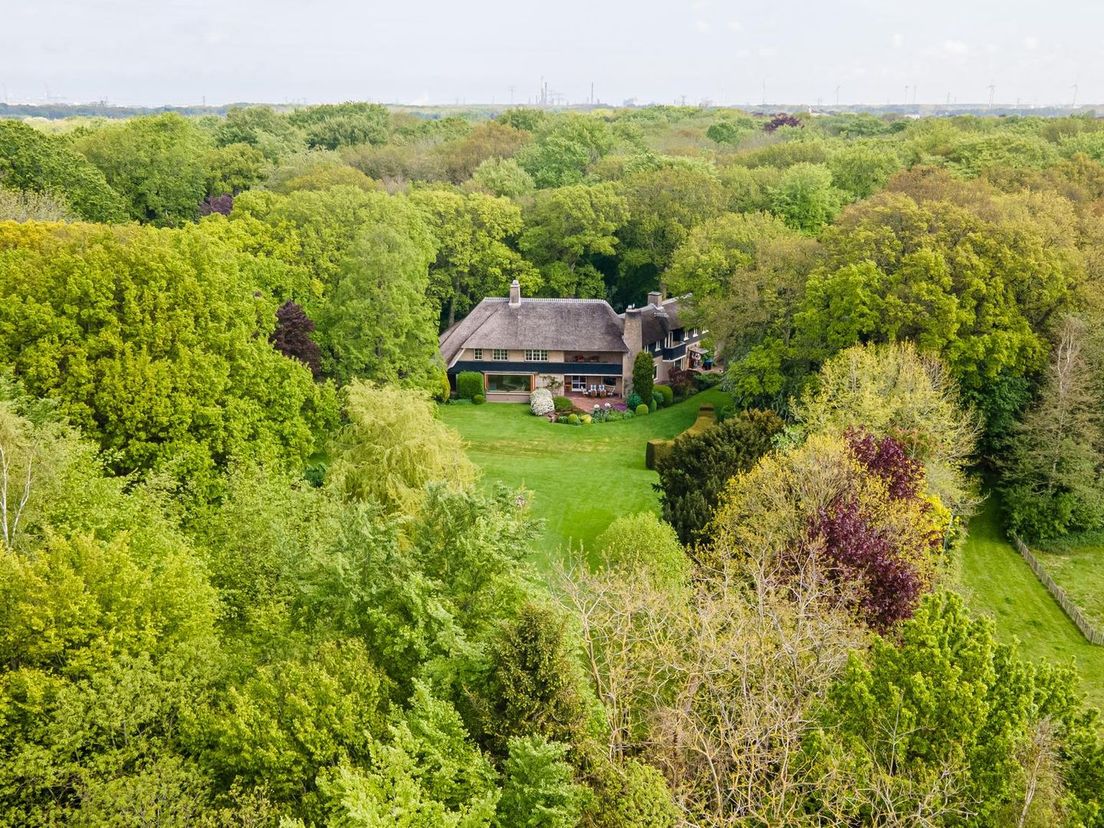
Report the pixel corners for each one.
[2,0,1102,108]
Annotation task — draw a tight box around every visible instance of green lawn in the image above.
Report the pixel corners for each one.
[958,497,1104,710]
[1034,538,1104,629]
[440,389,730,563]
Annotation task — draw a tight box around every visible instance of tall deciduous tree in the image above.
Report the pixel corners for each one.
[74,113,212,226]
[767,162,843,234]
[665,212,820,401]
[318,216,441,387]
[1002,316,1104,539]
[615,161,726,307]
[411,188,537,329]
[516,114,614,188]
[519,183,628,298]
[0,221,332,498]
[792,343,978,518]
[271,300,323,379]
[327,381,475,514]
[0,120,127,222]
[805,591,1103,825]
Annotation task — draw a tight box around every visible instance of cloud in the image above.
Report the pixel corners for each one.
[942,39,969,56]
[694,18,711,33]
[758,46,776,58]
[726,18,742,32]
[891,33,903,48]
[1023,35,1039,50]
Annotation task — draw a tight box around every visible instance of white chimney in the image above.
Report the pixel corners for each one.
[509,279,521,306]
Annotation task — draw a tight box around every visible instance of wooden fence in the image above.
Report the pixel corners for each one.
[1010,533,1104,645]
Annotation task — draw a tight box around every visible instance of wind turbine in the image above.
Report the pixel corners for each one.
[987,83,995,109]
[1072,82,1079,107]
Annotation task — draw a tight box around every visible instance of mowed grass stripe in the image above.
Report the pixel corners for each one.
[958,497,1104,710]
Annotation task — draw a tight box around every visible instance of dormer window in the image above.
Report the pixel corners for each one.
[473,349,483,360]
[525,349,549,362]
[493,349,508,360]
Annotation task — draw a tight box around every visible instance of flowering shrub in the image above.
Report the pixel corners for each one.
[530,388,554,416]
[591,402,629,423]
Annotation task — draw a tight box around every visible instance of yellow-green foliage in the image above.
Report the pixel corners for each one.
[328,381,477,514]
[792,342,978,518]
[595,512,691,592]
[0,220,334,498]
[712,432,945,595]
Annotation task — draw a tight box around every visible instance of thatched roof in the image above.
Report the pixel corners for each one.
[439,288,691,367]
[440,297,629,366]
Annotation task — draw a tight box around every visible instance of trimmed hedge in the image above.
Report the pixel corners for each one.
[457,371,483,400]
[646,404,716,470]
[472,393,485,405]
[635,403,650,416]
[653,384,674,406]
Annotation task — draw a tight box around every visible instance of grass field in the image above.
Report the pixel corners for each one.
[958,497,1104,710]
[440,389,730,562]
[1034,538,1104,629]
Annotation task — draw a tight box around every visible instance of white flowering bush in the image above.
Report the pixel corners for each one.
[530,387,555,416]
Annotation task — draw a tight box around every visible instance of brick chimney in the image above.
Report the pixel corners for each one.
[647,289,663,307]
[509,279,521,306]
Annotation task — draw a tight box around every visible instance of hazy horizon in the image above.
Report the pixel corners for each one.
[3,0,1102,108]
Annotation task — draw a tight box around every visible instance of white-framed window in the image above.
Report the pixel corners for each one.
[571,375,586,392]
[525,349,549,362]
[473,349,483,360]
[493,349,508,361]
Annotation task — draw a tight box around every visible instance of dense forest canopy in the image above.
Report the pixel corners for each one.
[3,103,1104,826]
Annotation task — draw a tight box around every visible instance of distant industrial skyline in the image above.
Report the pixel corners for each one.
[2,0,1101,108]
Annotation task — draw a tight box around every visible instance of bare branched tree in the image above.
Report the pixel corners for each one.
[0,405,36,550]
